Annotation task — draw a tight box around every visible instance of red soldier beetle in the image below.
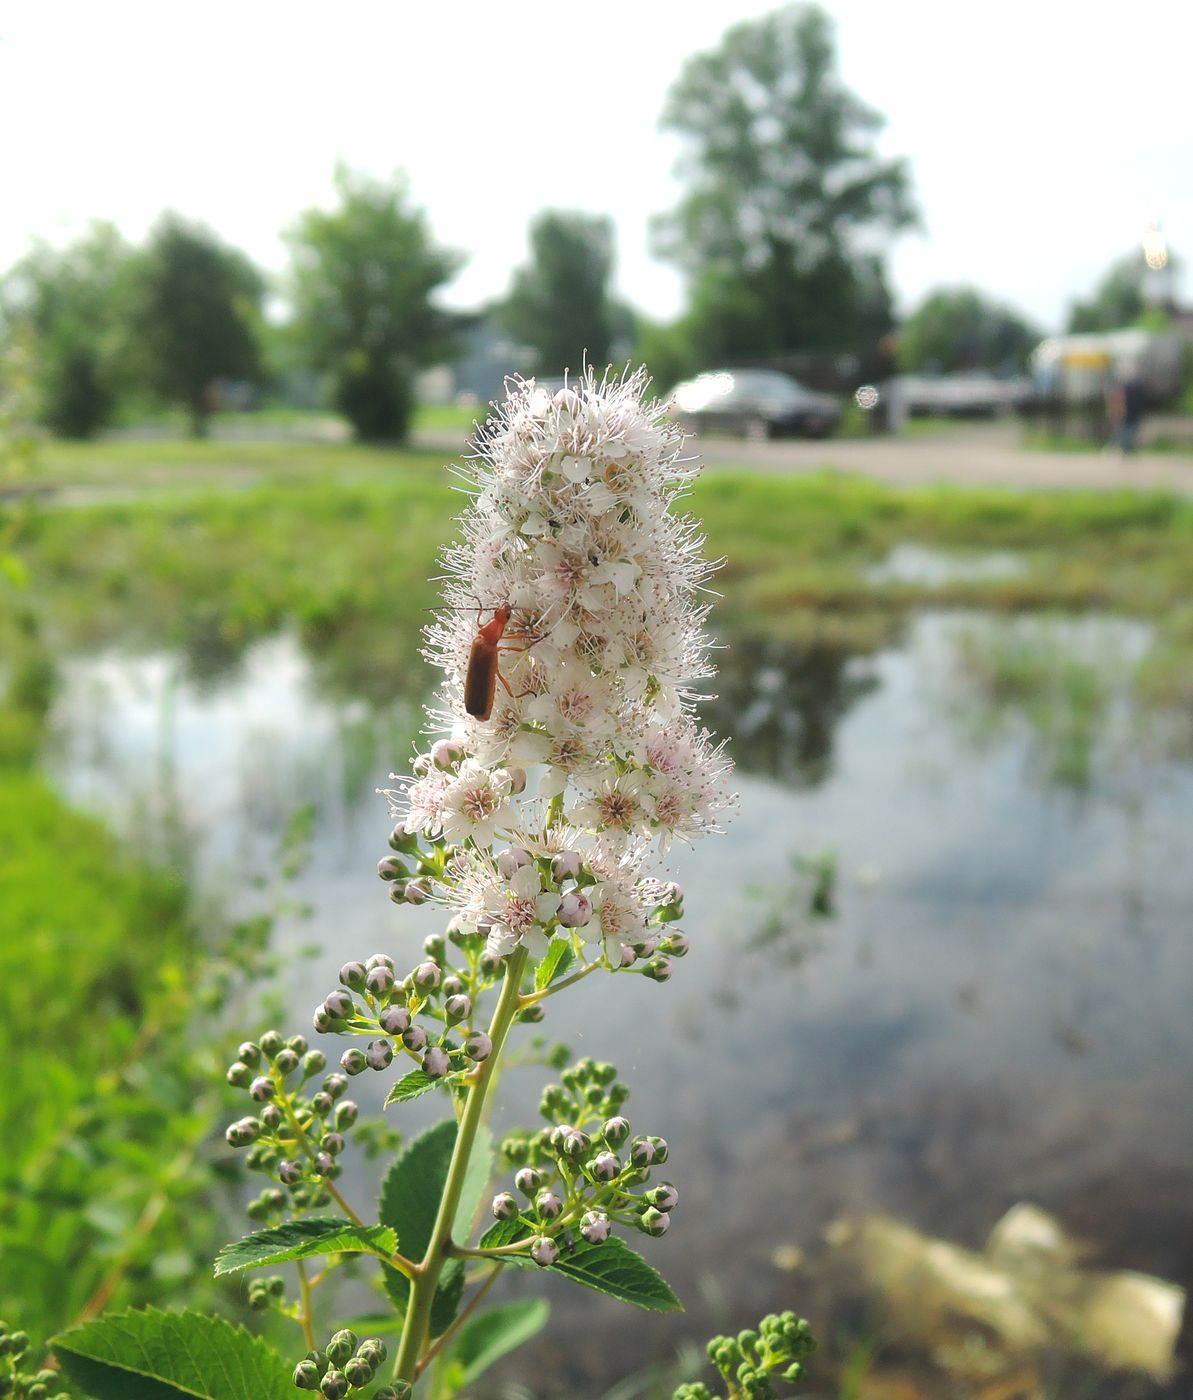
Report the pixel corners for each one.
[463,603,537,721]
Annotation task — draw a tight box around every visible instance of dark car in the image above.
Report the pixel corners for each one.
[669,368,841,439]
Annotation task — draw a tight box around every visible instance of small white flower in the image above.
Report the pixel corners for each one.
[588,879,648,962]
[482,863,561,959]
[572,771,649,839]
[440,761,513,846]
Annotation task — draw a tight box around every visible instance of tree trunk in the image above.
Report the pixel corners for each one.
[187,396,209,439]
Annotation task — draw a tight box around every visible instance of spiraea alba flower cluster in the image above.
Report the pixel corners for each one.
[382,367,735,973]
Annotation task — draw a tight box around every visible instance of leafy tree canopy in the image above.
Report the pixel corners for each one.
[899,286,1041,374]
[499,210,617,374]
[133,215,265,437]
[287,165,462,442]
[1065,251,1166,334]
[655,3,916,359]
[0,222,136,438]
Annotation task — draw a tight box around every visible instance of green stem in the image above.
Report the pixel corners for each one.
[415,1263,501,1377]
[449,1239,533,1260]
[296,1259,316,1350]
[518,959,599,1005]
[392,947,529,1387]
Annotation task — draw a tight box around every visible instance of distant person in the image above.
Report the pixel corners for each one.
[1107,359,1145,455]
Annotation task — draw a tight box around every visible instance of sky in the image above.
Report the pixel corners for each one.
[3,0,1191,333]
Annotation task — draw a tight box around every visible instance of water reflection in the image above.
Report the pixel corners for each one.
[42,611,1193,1396]
[704,629,880,785]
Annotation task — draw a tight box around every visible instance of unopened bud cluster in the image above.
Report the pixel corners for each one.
[0,1322,67,1400]
[246,1275,286,1312]
[672,1312,816,1400]
[292,1331,402,1398]
[381,814,689,982]
[224,1031,352,1209]
[491,1058,677,1264]
[313,933,503,1088]
[374,820,447,910]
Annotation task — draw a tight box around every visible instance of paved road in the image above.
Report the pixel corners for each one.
[415,421,1193,493]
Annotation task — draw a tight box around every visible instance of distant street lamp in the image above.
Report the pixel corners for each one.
[1142,222,1171,309]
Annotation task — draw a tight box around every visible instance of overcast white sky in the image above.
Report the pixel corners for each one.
[3,1,1191,332]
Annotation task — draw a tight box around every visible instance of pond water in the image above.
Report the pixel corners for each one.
[44,611,1193,1396]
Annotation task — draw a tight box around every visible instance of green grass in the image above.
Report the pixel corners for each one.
[412,402,485,432]
[34,435,447,486]
[1022,429,1193,456]
[0,610,277,1341]
[8,458,1193,694]
[0,756,234,1334]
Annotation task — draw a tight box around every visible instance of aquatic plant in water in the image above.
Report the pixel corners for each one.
[47,370,812,1399]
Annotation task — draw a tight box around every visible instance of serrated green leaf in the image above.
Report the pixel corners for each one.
[430,1257,466,1336]
[380,1120,457,1273]
[52,1308,292,1400]
[380,1120,493,1336]
[453,1298,551,1386]
[534,937,575,991]
[384,1068,441,1107]
[477,1222,681,1312]
[214,1217,396,1276]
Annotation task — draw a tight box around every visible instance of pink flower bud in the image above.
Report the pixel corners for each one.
[498,847,533,880]
[431,739,464,771]
[413,961,440,989]
[552,850,583,882]
[444,994,471,1022]
[557,892,592,928]
[617,943,637,968]
[530,1236,559,1267]
[648,1182,679,1210]
[491,1191,518,1220]
[465,1032,492,1061]
[629,1137,655,1168]
[422,1047,451,1078]
[404,879,429,906]
[591,1152,620,1182]
[535,1189,563,1220]
[644,955,673,983]
[379,1005,410,1036]
[660,930,690,957]
[514,1167,542,1196]
[580,1210,610,1244]
[639,1207,670,1237]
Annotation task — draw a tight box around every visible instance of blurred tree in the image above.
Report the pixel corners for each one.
[499,211,617,373]
[0,223,135,438]
[655,3,916,362]
[632,316,701,394]
[287,167,462,442]
[1066,254,1148,333]
[898,287,1041,374]
[133,216,264,438]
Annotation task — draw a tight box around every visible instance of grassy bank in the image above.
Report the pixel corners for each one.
[9,454,1193,669]
[0,628,273,1342]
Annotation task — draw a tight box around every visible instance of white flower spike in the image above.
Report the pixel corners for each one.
[382,366,736,966]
